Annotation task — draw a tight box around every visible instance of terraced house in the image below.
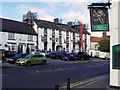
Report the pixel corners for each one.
[0,18,37,53]
[23,11,90,52]
[0,11,91,53]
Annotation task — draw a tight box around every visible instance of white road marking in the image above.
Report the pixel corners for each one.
[87,64,104,67]
[28,67,77,74]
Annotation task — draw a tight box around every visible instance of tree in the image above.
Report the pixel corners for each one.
[98,37,110,52]
[26,46,30,54]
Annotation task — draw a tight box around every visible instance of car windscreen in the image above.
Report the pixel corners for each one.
[15,54,23,58]
[24,54,31,58]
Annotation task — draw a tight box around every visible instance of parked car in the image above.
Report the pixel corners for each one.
[0,49,16,60]
[16,54,47,66]
[6,53,28,64]
[50,52,57,59]
[89,50,100,58]
[41,50,51,55]
[50,52,66,59]
[76,52,90,60]
[99,52,110,60]
[45,52,52,58]
[69,52,78,57]
[61,53,76,61]
[34,49,47,56]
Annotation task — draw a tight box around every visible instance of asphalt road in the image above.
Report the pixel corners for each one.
[2,58,110,88]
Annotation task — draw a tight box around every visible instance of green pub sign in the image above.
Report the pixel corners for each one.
[112,44,120,69]
[90,7,109,31]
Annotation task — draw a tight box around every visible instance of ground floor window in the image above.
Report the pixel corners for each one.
[44,43,47,50]
[66,44,69,51]
[28,44,34,51]
[52,43,55,51]
[8,43,16,51]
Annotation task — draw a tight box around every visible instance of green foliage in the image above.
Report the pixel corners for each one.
[21,46,23,53]
[98,37,110,52]
[26,46,30,54]
[18,45,21,53]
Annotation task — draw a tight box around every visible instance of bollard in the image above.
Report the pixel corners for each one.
[67,78,70,90]
[55,84,59,90]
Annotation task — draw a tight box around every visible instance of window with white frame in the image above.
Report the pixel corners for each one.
[28,35,33,41]
[8,43,16,51]
[8,33,15,40]
[28,44,34,51]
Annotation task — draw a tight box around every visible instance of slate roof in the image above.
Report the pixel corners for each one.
[70,25,91,35]
[0,18,37,35]
[35,19,77,33]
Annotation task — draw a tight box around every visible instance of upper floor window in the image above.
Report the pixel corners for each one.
[44,28,47,34]
[66,31,69,36]
[52,29,55,35]
[8,33,15,40]
[28,35,33,41]
[59,31,62,35]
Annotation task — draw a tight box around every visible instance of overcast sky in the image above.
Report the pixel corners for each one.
[1,0,110,37]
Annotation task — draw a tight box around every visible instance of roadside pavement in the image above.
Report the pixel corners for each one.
[0,62,17,69]
[63,74,120,90]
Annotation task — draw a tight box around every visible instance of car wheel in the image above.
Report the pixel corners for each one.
[105,57,108,60]
[26,61,31,66]
[42,60,46,65]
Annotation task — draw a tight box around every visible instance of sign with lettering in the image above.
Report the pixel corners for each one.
[112,44,120,69]
[90,7,109,31]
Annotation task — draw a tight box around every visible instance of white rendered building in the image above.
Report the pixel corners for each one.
[23,11,90,52]
[0,18,37,53]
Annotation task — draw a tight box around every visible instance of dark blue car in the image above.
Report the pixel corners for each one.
[6,53,28,64]
[61,53,76,61]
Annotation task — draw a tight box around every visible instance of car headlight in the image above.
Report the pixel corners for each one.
[9,59,14,61]
[6,58,13,61]
[20,61,25,63]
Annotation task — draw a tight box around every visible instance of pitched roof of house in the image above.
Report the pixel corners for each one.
[0,18,37,35]
[70,25,91,35]
[91,36,103,42]
[35,19,77,33]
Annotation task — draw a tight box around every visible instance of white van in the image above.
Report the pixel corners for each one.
[99,52,110,60]
[89,50,100,58]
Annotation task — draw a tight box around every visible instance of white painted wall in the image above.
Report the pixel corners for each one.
[0,32,37,53]
[33,21,90,52]
[38,27,44,50]
[47,28,52,51]
[0,32,8,50]
[110,0,120,87]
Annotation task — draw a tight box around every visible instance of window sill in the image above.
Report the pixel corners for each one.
[28,40,34,42]
[8,39,16,40]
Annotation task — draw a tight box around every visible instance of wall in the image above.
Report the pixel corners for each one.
[110,0,120,87]
[90,42,98,50]
[0,32,37,53]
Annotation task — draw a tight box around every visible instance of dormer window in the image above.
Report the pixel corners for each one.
[44,28,47,35]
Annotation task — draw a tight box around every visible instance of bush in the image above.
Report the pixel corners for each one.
[26,46,30,54]
[18,45,21,53]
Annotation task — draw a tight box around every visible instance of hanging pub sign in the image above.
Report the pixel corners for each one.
[89,7,109,31]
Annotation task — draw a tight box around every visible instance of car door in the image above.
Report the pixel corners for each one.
[30,55,38,64]
[36,55,44,64]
